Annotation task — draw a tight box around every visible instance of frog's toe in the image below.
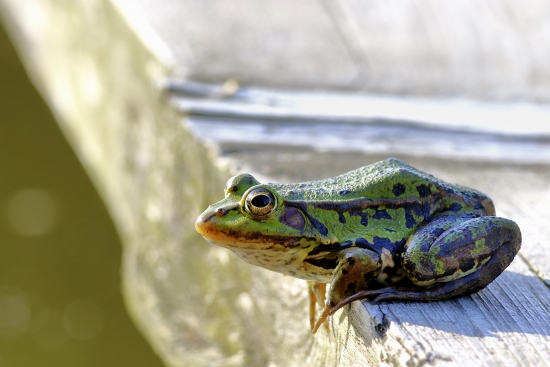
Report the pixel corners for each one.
[371,290,411,303]
[312,304,332,334]
[333,286,429,306]
[328,288,391,315]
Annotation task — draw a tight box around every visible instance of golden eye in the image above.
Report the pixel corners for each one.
[245,188,276,217]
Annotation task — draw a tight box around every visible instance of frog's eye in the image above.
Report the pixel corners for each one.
[244,188,276,217]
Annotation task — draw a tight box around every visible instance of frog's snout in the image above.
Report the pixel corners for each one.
[195,207,229,240]
[195,211,213,238]
[196,202,241,242]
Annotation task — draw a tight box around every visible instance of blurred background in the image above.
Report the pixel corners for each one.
[0,22,162,367]
[1,0,550,366]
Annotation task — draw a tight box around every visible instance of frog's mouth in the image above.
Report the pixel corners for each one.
[195,211,306,250]
[196,220,303,249]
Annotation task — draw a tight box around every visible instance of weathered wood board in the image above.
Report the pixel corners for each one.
[2,0,550,366]
[138,0,550,100]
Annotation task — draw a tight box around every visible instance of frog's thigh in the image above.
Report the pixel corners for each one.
[403,215,521,291]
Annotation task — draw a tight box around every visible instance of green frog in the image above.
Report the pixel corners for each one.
[195,158,521,333]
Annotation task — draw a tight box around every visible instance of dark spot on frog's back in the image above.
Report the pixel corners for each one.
[404,207,416,228]
[356,236,406,254]
[373,209,392,220]
[449,203,462,212]
[413,203,432,219]
[392,183,406,197]
[375,236,406,251]
[348,210,368,227]
[339,189,352,196]
[416,184,431,198]
[445,187,457,195]
[360,214,368,227]
[338,212,346,224]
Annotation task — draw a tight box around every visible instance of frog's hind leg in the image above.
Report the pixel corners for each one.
[331,214,521,310]
[406,215,520,286]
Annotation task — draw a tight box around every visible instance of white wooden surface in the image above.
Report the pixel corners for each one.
[2,0,550,366]
[133,0,550,100]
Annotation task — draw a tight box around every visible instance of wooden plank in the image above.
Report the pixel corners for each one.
[184,114,550,164]
[168,82,550,138]
[3,0,550,366]
[363,257,550,366]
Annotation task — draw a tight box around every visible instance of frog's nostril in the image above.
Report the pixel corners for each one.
[215,208,226,217]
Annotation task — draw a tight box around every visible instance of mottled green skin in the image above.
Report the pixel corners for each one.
[196,158,521,330]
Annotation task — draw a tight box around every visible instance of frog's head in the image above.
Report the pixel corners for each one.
[196,173,321,265]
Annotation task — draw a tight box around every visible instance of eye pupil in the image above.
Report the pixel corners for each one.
[251,194,270,208]
[245,188,276,217]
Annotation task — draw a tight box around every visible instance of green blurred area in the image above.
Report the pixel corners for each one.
[0,22,163,367]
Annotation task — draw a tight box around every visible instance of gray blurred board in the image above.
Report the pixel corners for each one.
[136,0,550,100]
[2,0,550,366]
[168,80,550,164]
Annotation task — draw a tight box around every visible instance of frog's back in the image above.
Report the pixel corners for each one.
[271,158,439,201]
[270,158,493,215]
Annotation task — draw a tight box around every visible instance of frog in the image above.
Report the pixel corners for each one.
[195,158,521,334]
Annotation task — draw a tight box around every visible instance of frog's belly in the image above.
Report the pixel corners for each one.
[229,247,334,282]
[229,246,406,284]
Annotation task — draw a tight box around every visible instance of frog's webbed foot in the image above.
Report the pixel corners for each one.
[332,285,439,308]
[312,287,393,333]
[327,283,462,317]
[327,287,393,317]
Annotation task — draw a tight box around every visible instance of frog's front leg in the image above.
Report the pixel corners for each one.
[331,213,521,314]
[311,247,382,333]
